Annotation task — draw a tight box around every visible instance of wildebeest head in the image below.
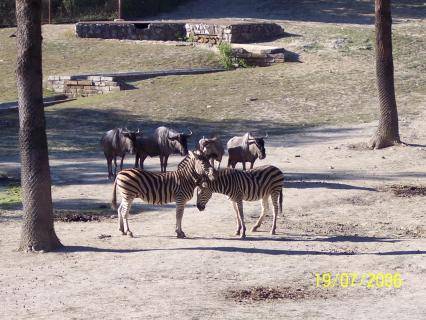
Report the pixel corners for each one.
[247,132,267,160]
[122,128,142,155]
[168,128,192,156]
[199,136,220,158]
[189,150,216,182]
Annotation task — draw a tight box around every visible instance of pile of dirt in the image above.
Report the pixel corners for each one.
[54,211,101,222]
[386,185,426,197]
[225,286,328,302]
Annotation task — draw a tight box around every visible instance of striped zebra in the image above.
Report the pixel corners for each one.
[196,165,284,238]
[111,150,216,238]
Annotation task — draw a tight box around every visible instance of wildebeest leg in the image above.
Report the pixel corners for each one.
[251,196,269,232]
[270,192,280,235]
[120,153,125,171]
[106,156,113,180]
[134,152,139,168]
[232,201,241,236]
[235,200,246,239]
[175,202,186,238]
[242,162,246,171]
[119,198,134,237]
[140,154,148,169]
[163,155,169,172]
[159,154,165,173]
[250,161,254,169]
[113,156,118,177]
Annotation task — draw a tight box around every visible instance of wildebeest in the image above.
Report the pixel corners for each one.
[134,126,192,172]
[198,136,225,169]
[101,128,140,180]
[227,132,267,170]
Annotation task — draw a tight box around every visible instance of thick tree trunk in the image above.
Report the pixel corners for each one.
[370,0,401,149]
[16,0,62,252]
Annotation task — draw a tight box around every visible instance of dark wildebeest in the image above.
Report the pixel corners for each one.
[198,136,225,169]
[101,128,140,180]
[134,126,192,172]
[227,132,267,170]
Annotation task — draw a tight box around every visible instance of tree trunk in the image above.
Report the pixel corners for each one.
[16,0,62,252]
[370,0,401,149]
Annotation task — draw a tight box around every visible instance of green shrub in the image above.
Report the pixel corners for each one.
[218,42,248,69]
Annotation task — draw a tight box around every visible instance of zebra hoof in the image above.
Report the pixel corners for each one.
[127,231,134,238]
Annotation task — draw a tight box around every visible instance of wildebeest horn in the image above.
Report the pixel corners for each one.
[263,132,268,139]
[186,128,193,136]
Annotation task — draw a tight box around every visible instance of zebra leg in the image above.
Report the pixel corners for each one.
[232,201,241,236]
[252,196,269,232]
[270,192,280,235]
[175,203,186,238]
[117,203,124,235]
[236,200,246,239]
[120,198,134,237]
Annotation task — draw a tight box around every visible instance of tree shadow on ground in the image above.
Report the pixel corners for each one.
[60,245,425,256]
[148,0,425,25]
[190,235,401,243]
[284,181,377,191]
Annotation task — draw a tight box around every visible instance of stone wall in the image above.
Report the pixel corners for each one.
[75,22,186,41]
[48,76,122,97]
[75,21,284,44]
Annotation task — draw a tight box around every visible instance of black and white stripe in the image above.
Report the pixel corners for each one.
[111,151,215,238]
[196,165,284,238]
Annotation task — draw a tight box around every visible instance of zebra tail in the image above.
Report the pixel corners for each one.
[111,178,118,210]
[279,189,283,215]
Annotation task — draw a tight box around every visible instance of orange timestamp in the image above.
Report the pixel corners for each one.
[315,272,403,289]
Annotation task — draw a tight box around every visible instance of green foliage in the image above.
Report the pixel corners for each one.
[218,42,248,69]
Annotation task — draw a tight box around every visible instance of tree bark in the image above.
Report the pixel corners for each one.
[370,0,401,149]
[16,0,62,252]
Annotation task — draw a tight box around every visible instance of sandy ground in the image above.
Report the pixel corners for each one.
[0,110,425,319]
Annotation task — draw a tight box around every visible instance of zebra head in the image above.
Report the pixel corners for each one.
[196,180,212,212]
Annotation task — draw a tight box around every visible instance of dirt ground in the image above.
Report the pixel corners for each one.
[1,0,425,319]
[1,111,425,319]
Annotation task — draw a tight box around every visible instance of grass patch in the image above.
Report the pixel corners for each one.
[0,179,21,209]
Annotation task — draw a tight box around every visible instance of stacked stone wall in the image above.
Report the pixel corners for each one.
[48,76,122,97]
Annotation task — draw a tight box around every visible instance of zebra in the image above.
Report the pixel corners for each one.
[111,150,216,238]
[196,165,284,238]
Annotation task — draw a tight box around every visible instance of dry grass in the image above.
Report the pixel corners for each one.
[0,20,424,156]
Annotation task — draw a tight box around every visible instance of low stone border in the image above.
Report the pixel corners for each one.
[47,67,226,97]
[48,76,122,97]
